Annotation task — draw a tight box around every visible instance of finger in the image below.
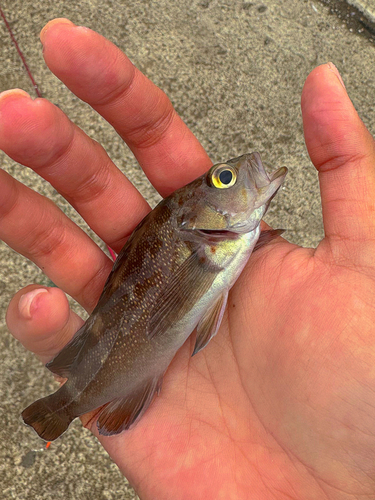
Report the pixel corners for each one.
[0,89,149,251]
[301,63,375,247]
[6,285,84,364]
[0,165,111,311]
[40,19,212,195]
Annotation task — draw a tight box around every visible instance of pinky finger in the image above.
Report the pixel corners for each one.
[6,285,83,364]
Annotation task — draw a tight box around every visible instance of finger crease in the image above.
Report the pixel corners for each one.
[0,172,20,221]
[91,56,137,108]
[64,149,114,205]
[24,212,70,262]
[317,150,372,174]
[32,123,75,179]
[126,99,176,150]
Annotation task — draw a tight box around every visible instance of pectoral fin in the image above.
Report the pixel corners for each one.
[253,229,284,252]
[147,251,220,341]
[97,375,163,436]
[193,290,228,356]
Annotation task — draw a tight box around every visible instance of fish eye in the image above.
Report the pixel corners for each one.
[210,164,237,189]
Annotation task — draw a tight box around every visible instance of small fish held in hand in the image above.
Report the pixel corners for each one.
[22,153,287,441]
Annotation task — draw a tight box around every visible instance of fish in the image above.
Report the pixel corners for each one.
[21,152,287,441]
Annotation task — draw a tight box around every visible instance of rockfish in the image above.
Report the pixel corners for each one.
[22,153,287,441]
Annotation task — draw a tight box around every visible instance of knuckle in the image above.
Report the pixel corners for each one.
[126,96,176,149]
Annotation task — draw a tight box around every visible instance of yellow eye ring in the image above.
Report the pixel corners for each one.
[210,164,237,189]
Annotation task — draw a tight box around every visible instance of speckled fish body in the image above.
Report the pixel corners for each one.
[22,153,287,440]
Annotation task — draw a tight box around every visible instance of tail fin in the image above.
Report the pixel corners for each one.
[22,395,73,441]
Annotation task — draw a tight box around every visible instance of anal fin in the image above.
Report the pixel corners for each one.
[193,290,228,356]
[97,375,163,436]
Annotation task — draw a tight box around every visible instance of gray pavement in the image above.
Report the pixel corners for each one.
[0,0,374,499]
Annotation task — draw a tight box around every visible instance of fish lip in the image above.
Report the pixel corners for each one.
[181,228,240,242]
[195,229,240,240]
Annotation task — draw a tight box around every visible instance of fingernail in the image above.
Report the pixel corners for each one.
[0,89,31,105]
[40,18,75,45]
[19,289,49,319]
[328,62,346,90]
[0,90,32,119]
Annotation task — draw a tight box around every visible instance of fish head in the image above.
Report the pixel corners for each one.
[176,152,287,235]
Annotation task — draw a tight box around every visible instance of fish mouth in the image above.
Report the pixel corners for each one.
[194,229,240,242]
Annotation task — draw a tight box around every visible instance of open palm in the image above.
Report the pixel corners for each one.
[2,20,375,500]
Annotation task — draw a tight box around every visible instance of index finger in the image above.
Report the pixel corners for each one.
[40,19,212,196]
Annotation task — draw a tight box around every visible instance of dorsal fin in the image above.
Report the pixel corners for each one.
[46,317,122,385]
[45,323,91,378]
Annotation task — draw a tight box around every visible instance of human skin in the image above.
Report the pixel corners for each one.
[1,18,375,500]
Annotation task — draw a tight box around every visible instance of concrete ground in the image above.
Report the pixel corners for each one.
[0,0,374,498]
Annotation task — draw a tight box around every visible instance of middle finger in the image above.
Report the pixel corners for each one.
[40,19,212,194]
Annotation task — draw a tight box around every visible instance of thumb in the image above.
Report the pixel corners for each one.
[302,63,375,262]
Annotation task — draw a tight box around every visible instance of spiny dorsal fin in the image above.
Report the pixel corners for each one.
[193,290,228,356]
[46,319,122,385]
[45,323,91,378]
[97,375,163,436]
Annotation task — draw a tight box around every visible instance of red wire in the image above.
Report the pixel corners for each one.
[0,5,42,98]
[1,6,118,261]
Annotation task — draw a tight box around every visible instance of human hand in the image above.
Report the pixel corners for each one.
[2,19,375,500]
